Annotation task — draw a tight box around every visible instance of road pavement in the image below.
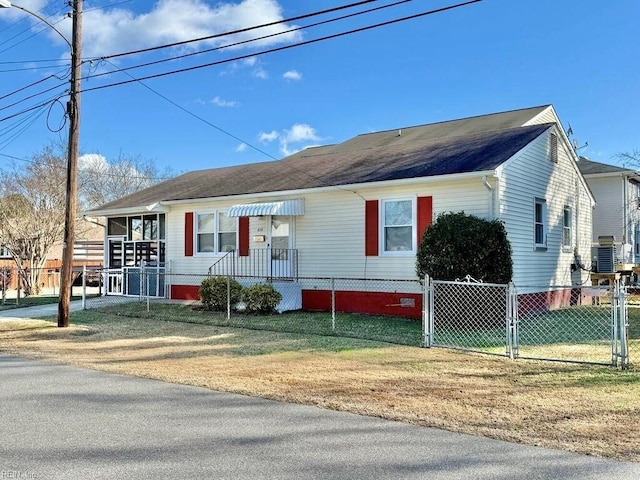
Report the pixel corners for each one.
[1,355,639,479]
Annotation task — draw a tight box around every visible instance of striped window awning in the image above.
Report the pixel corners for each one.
[227,198,305,217]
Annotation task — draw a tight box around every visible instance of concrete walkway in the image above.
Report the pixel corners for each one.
[1,355,640,479]
[0,296,138,321]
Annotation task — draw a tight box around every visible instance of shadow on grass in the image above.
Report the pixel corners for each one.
[77,302,425,349]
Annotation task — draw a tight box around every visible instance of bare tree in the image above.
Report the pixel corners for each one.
[0,147,67,295]
[616,149,640,168]
[0,145,173,295]
[79,152,174,209]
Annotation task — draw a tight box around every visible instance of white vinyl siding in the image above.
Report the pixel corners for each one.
[498,128,592,286]
[586,177,623,244]
[295,178,489,279]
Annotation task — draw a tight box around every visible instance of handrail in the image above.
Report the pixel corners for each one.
[208,250,235,276]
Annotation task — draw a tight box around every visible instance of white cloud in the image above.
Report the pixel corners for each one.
[78,153,108,170]
[235,143,247,152]
[253,68,269,79]
[284,123,319,143]
[36,0,304,59]
[211,96,238,107]
[283,70,301,81]
[259,123,320,156]
[259,130,279,143]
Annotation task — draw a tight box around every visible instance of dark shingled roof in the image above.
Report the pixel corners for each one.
[577,157,633,175]
[90,106,553,213]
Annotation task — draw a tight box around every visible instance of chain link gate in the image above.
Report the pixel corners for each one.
[424,275,632,368]
[424,276,512,357]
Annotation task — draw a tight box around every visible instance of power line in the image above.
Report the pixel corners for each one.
[87,0,414,82]
[90,0,379,62]
[80,0,482,95]
[0,71,67,101]
[0,150,174,182]
[100,58,278,161]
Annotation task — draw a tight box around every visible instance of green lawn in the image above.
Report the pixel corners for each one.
[83,300,640,365]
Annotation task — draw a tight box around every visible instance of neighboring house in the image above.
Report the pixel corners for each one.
[85,105,594,317]
[0,217,105,292]
[578,157,640,267]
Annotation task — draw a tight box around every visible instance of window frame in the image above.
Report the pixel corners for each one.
[0,245,11,258]
[562,205,572,251]
[195,210,238,255]
[380,197,416,256]
[534,198,547,250]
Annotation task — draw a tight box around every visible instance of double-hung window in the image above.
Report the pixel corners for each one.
[196,211,237,254]
[0,245,11,258]
[562,205,572,250]
[534,198,547,249]
[382,199,414,254]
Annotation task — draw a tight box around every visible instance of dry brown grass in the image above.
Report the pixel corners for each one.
[1,313,639,462]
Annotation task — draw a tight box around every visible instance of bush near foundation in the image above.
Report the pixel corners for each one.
[242,284,282,314]
[416,212,513,284]
[199,277,243,311]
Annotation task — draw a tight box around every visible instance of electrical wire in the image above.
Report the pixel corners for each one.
[87,0,414,81]
[90,0,379,62]
[80,0,482,94]
[100,58,278,161]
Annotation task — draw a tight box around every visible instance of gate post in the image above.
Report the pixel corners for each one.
[422,275,434,348]
[618,282,629,369]
[507,282,519,360]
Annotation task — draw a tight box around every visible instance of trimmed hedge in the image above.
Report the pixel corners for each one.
[416,212,513,283]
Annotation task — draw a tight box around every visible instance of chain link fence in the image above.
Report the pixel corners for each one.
[69,269,638,368]
[514,285,618,365]
[84,270,425,347]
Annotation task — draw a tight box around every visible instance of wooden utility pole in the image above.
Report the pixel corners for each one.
[58,0,83,327]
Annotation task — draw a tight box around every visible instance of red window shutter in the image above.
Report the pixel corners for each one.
[417,196,433,246]
[238,217,249,257]
[184,212,194,257]
[365,200,379,256]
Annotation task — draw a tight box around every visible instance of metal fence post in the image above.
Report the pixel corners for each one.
[226,275,231,321]
[1,269,6,305]
[422,275,429,347]
[81,265,87,310]
[507,282,518,360]
[146,267,151,313]
[619,283,629,369]
[331,277,336,330]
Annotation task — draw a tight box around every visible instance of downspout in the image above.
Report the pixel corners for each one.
[482,176,494,220]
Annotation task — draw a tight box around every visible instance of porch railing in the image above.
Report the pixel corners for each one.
[208,248,298,280]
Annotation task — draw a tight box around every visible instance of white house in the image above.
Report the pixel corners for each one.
[578,157,640,268]
[86,105,594,317]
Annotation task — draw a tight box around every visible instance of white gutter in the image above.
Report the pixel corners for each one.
[161,169,499,207]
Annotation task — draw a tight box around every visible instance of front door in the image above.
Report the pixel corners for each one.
[268,216,292,278]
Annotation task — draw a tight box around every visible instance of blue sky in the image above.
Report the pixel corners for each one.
[0,0,638,176]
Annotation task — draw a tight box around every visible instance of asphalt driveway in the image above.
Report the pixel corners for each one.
[1,356,639,479]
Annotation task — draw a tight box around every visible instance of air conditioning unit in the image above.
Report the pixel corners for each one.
[596,246,616,273]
